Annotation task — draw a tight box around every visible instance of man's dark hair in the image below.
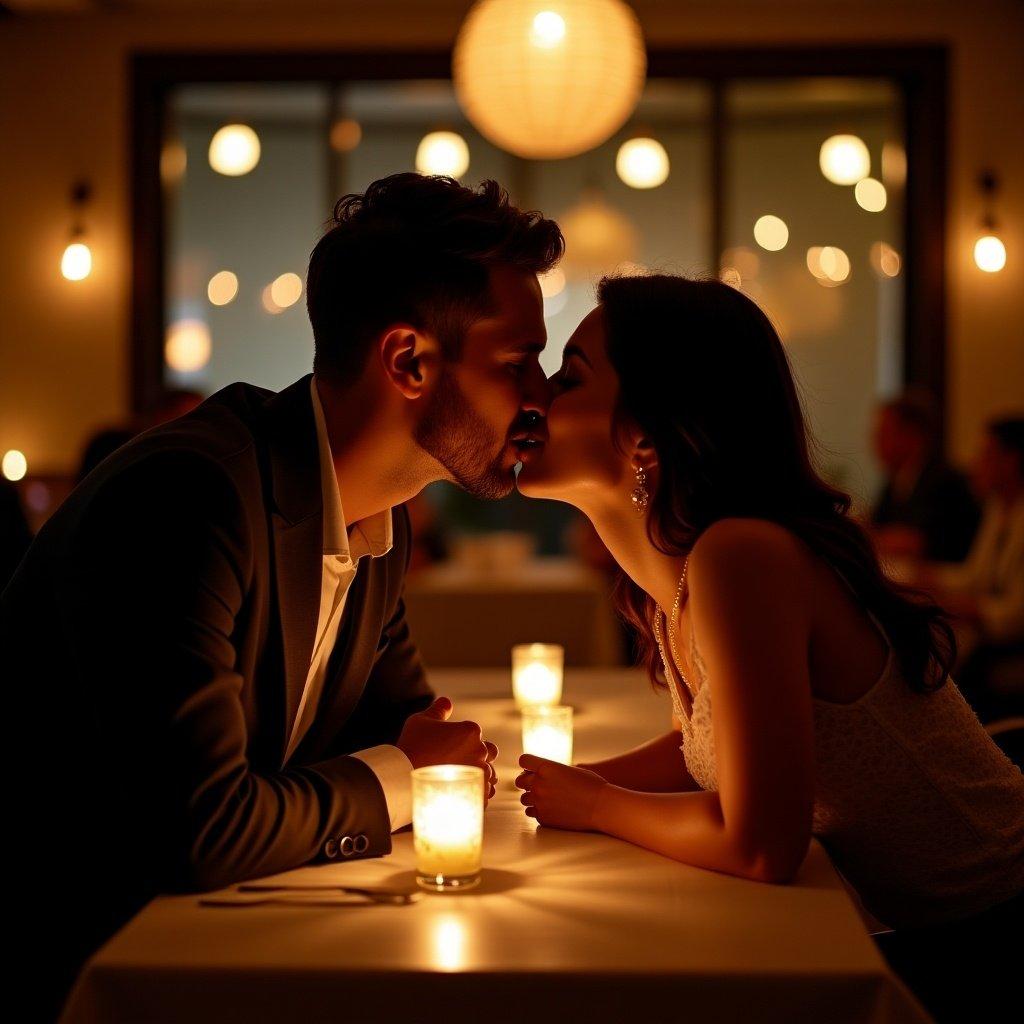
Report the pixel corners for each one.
[306,173,564,386]
[988,416,1024,474]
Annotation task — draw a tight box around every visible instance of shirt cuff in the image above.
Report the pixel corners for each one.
[351,745,413,832]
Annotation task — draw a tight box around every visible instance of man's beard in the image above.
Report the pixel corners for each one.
[414,368,516,500]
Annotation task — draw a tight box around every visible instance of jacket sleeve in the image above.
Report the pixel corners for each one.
[70,451,392,892]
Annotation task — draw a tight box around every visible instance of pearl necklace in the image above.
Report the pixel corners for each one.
[652,557,690,686]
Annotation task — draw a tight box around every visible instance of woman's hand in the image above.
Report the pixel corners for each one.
[515,754,608,831]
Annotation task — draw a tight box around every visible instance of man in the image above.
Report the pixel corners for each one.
[2,173,563,1013]
[870,390,980,563]
[926,417,1024,720]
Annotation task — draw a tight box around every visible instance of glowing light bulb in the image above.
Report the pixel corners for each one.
[415,131,470,178]
[531,10,566,48]
[855,177,887,212]
[974,235,1006,273]
[165,319,212,372]
[61,242,92,281]
[208,124,261,177]
[2,449,28,482]
[207,270,238,306]
[269,272,303,309]
[753,215,789,252]
[819,134,870,185]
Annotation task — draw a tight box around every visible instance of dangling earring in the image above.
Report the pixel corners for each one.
[630,465,649,515]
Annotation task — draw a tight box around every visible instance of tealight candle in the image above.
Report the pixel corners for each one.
[521,705,574,765]
[412,765,485,892]
[511,643,564,708]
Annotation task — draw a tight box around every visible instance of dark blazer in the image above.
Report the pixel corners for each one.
[2,375,431,1011]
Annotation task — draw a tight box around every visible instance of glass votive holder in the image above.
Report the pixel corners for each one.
[412,765,485,892]
[521,705,574,765]
[511,642,564,708]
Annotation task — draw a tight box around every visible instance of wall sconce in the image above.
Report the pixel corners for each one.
[61,180,93,281]
[974,170,1007,273]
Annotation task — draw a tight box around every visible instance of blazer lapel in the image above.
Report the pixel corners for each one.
[262,375,323,766]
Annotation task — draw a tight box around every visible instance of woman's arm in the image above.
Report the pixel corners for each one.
[519,519,817,884]
[578,723,700,792]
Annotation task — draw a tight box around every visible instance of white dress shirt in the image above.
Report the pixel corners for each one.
[282,378,414,831]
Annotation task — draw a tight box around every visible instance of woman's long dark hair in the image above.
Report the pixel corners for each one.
[599,274,955,694]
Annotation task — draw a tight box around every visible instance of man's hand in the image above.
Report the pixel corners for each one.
[397,697,498,801]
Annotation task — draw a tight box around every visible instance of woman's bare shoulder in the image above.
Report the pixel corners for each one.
[690,517,810,576]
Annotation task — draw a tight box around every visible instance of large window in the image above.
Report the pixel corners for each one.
[135,49,945,518]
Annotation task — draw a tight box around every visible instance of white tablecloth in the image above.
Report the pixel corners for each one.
[61,670,931,1024]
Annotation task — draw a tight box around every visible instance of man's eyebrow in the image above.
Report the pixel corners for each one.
[507,340,547,355]
[562,343,592,368]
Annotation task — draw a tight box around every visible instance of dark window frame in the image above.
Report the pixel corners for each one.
[131,45,947,438]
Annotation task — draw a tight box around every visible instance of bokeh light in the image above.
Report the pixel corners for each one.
[819,134,870,185]
[61,242,92,281]
[415,131,470,177]
[269,272,303,309]
[615,137,669,189]
[2,449,27,482]
[806,245,851,286]
[207,270,239,306]
[855,177,887,212]
[753,214,789,252]
[330,118,362,152]
[165,319,212,372]
[208,124,261,177]
[870,241,902,278]
[974,235,1006,273]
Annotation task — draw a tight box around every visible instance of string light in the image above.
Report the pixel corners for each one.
[974,170,1007,273]
[61,180,93,281]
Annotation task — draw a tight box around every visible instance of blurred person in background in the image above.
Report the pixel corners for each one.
[920,417,1024,721]
[869,389,979,563]
[76,389,204,484]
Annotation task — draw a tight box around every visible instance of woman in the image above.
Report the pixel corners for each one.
[514,275,1024,1015]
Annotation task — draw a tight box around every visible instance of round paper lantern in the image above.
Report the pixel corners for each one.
[559,189,639,279]
[453,0,647,160]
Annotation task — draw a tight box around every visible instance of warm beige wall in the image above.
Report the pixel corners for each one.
[1,0,1022,474]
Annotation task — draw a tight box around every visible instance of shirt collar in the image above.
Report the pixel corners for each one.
[309,376,393,561]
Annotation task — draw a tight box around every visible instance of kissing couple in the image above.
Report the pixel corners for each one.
[5,172,1021,1014]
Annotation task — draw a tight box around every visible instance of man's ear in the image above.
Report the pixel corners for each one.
[379,325,441,400]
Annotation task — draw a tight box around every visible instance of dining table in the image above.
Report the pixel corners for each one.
[60,668,932,1024]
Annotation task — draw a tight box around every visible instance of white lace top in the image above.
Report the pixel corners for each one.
[663,609,1024,929]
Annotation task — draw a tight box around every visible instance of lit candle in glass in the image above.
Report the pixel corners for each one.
[511,643,564,708]
[412,765,485,891]
[521,705,574,765]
